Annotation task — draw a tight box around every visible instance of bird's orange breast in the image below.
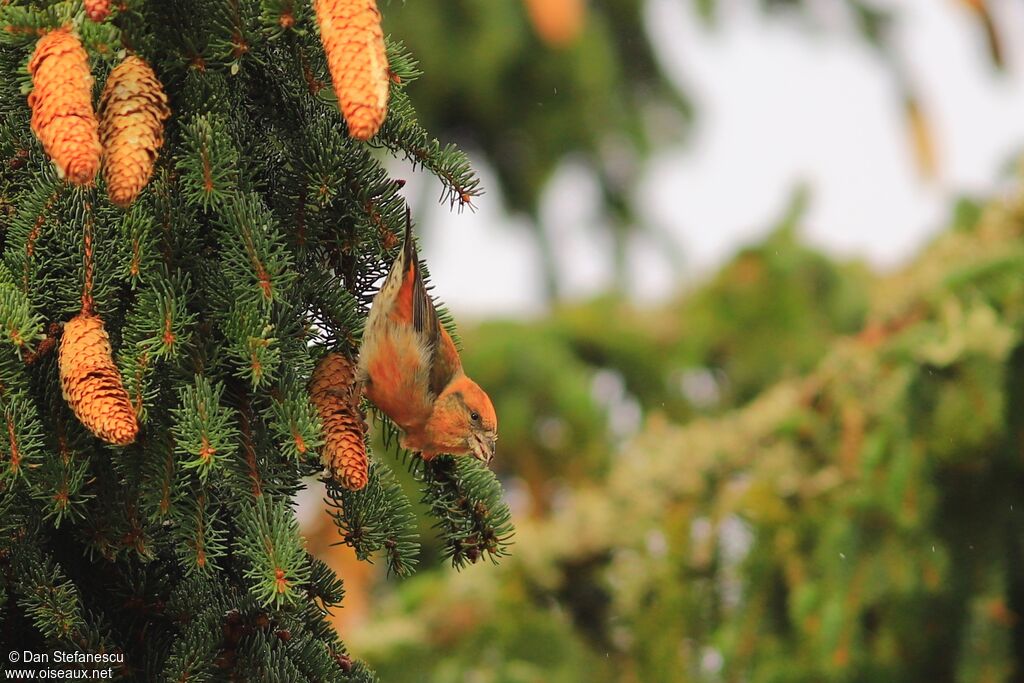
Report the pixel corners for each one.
[362,325,433,432]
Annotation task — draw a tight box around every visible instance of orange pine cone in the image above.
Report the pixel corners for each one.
[27,29,102,185]
[84,0,111,22]
[310,352,369,491]
[59,313,138,446]
[313,0,389,141]
[524,0,586,49]
[99,56,171,208]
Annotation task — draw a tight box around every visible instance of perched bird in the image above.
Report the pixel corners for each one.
[358,211,498,463]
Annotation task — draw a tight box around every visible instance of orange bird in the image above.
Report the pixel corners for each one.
[358,211,498,463]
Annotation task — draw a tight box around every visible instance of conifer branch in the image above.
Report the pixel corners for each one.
[258,0,306,39]
[0,278,44,356]
[208,0,260,72]
[31,450,91,527]
[0,3,510,675]
[119,272,196,424]
[224,302,279,389]
[172,375,239,480]
[376,87,484,211]
[137,429,177,523]
[306,555,344,614]
[218,191,297,310]
[268,370,324,463]
[0,385,45,483]
[10,543,85,640]
[234,385,266,499]
[324,460,420,577]
[3,181,61,298]
[173,484,227,575]
[0,5,69,48]
[179,114,241,210]
[118,202,158,287]
[236,495,310,608]
[412,456,514,569]
[161,574,227,680]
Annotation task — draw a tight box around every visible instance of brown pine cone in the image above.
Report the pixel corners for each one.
[99,56,171,208]
[58,313,138,446]
[27,29,102,185]
[313,0,389,141]
[310,352,369,490]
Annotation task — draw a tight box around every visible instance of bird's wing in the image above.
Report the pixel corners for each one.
[429,325,462,398]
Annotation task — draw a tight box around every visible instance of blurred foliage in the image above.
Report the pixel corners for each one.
[456,188,869,513]
[385,0,688,213]
[384,0,689,297]
[353,186,1024,681]
[383,0,1006,298]
[673,189,869,405]
[459,321,609,513]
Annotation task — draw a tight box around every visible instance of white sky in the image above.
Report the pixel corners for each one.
[405,0,1024,318]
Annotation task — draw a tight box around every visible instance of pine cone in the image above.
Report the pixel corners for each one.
[59,313,138,446]
[99,56,171,208]
[524,0,586,48]
[27,29,102,185]
[313,0,389,141]
[310,352,369,490]
[84,0,111,22]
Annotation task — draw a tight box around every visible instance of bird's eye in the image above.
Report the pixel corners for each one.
[470,411,480,422]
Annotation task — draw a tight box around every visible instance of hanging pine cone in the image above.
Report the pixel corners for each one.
[84,0,111,22]
[524,0,586,49]
[59,313,138,446]
[99,56,171,208]
[310,352,369,490]
[313,0,389,141]
[27,28,102,186]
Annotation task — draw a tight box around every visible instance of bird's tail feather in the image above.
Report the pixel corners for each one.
[404,206,417,267]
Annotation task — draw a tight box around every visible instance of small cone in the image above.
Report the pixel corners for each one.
[313,0,389,141]
[99,56,171,208]
[524,0,586,49]
[310,352,369,491]
[59,313,138,446]
[27,29,102,185]
[84,0,111,22]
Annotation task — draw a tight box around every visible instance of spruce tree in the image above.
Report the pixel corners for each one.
[0,1,513,679]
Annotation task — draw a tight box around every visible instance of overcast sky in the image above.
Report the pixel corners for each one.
[403,0,1024,318]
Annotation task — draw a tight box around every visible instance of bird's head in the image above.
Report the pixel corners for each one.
[429,376,498,464]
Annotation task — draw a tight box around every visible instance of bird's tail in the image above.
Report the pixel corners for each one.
[401,206,437,337]
[403,206,417,268]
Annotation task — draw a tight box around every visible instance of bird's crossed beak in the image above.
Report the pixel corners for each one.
[470,433,496,465]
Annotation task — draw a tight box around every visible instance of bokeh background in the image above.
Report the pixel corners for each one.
[302,1,1024,681]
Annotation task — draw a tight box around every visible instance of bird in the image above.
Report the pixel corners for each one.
[358,209,498,464]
